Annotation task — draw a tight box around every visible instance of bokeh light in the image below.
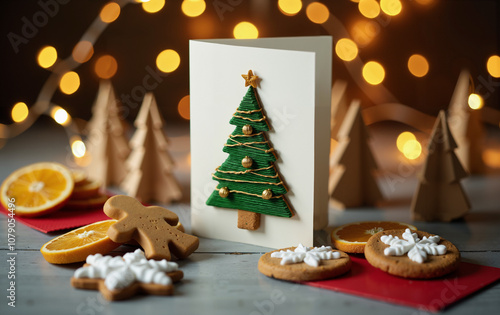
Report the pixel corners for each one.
[362,61,385,85]
[72,41,94,63]
[402,139,422,160]
[408,54,429,77]
[306,2,329,24]
[233,22,259,39]
[71,138,86,158]
[11,102,29,123]
[182,0,206,17]
[156,49,181,73]
[100,2,121,23]
[396,131,416,152]
[358,0,380,19]
[468,93,484,110]
[51,107,71,126]
[37,46,57,68]
[483,149,500,168]
[59,71,80,95]
[278,0,302,16]
[142,0,164,13]
[380,0,402,16]
[178,95,190,120]
[335,38,358,61]
[487,55,500,78]
[351,20,379,47]
[95,55,118,79]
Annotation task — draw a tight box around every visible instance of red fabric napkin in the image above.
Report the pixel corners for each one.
[304,256,500,312]
[0,203,109,233]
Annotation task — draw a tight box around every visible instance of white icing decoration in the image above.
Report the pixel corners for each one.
[381,228,447,263]
[270,244,341,267]
[74,249,178,290]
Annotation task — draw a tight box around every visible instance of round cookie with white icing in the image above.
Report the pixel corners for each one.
[365,229,460,279]
[258,244,351,281]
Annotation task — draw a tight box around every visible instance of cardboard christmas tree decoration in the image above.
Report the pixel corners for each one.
[447,69,485,174]
[206,70,293,230]
[85,80,131,187]
[329,100,383,208]
[121,92,182,204]
[411,110,471,222]
[330,80,349,141]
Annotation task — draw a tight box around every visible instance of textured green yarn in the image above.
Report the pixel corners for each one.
[206,86,292,218]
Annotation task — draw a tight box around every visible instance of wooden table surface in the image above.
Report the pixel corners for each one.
[1,122,499,315]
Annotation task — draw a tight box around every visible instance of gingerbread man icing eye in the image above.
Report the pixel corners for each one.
[103,195,199,260]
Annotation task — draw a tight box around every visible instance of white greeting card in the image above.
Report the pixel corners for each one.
[190,36,332,248]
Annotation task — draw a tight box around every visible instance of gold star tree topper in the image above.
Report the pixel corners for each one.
[242,70,258,88]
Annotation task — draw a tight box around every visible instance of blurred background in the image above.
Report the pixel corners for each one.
[1,0,499,167]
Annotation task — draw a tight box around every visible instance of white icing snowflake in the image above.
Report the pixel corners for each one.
[271,244,341,267]
[74,249,179,290]
[381,228,447,264]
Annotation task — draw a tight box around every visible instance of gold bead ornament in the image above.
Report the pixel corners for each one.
[219,187,229,198]
[242,124,253,135]
[262,189,273,200]
[242,156,253,168]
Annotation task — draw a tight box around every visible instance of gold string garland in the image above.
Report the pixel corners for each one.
[212,174,283,186]
[214,188,282,199]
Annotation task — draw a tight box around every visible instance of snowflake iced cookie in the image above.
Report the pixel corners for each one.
[365,229,460,279]
[258,244,351,281]
[71,249,183,301]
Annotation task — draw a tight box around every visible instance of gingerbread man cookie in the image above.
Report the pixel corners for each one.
[364,229,460,279]
[103,195,199,260]
[71,249,183,301]
[258,244,351,281]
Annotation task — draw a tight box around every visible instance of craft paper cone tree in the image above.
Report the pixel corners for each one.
[121,92,182,204]
[411,110,470,222]
[85,80,130,187]
[328,101,383,208]
[448,69,485,174]
[330,80,349,141]
[206,70,293,230]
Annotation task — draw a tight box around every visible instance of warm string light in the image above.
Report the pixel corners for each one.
[358,0,380,19]
[59,71,81,95]
[11,102,29,123]
[182,0,206,17]
[396,132,422,160]
[50,106,71,126]
[177,95,190,120]
[408,54,429,77]
[335,38,358,61]
[37,46,58,68]
[306,2,330,24]
[233,22,259,39]
[487,55,500,78]
[278,0,303,16]
[95,55,118,79]
[142,0,165,13]
[468,93,484,110]
[362,61,385,85]
[156,49,181,73]
[100,2,121,23]
[380,0,402,16]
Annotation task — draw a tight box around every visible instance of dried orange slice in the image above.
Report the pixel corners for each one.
[331,221,417,253]
[40,220,120,264]
[0,162,74,217]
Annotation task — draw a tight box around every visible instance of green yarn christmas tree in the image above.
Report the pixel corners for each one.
[206,70,293,230]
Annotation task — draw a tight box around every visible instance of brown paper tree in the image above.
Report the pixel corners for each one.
[448,69,485,174]
[85,80,130,187]
[411,110,471,222]
[330,80,349,141]
[121,92,182,204]
[329,101,383,208]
